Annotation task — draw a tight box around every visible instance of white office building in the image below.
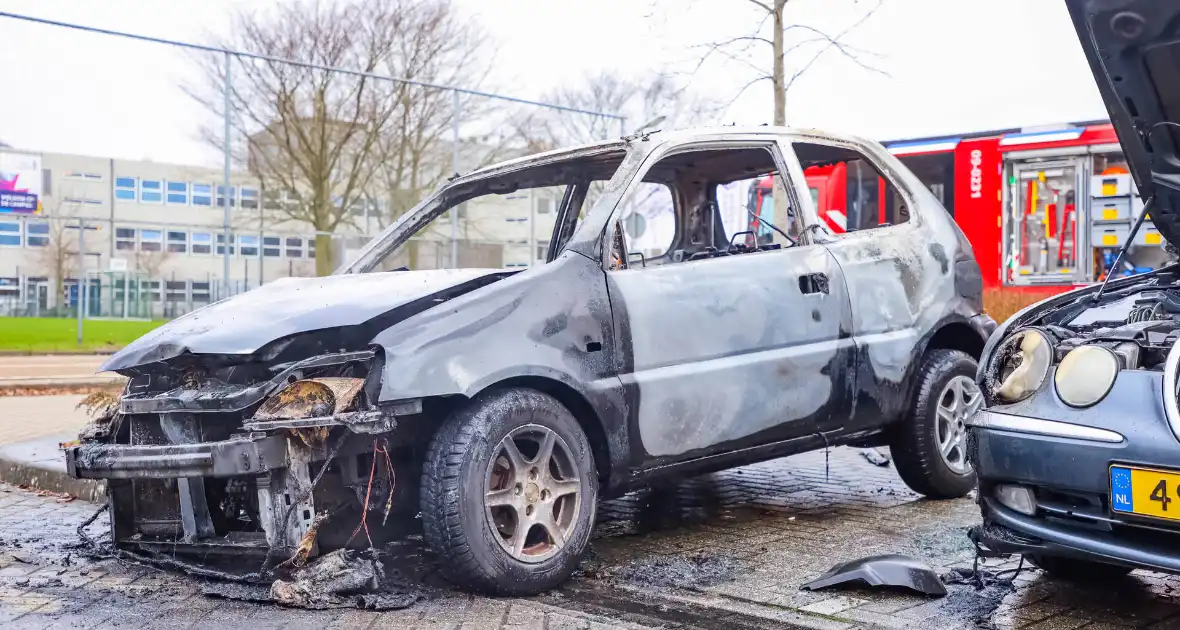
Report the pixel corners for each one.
[0,148,557,318]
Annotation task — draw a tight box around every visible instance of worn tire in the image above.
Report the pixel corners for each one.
[420,387,598,595]
[1026,554,1133,582]
[890,348,978,499]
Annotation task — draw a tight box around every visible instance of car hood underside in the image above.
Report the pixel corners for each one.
[101,268,510,372]
[1068,0,1180,243]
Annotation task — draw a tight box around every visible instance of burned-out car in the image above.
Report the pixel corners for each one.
[968,0,1180,581]
[68,127,993,594]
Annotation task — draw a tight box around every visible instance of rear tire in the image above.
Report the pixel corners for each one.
[1026,554,1133,582]
[891,349,980,499]
[420,387,598,595]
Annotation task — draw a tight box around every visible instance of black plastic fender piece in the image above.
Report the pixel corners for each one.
[800,554,947,597]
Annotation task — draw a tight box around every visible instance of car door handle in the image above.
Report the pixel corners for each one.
[798,273,829,295]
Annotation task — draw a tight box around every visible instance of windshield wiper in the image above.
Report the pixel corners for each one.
[742,205,795,246]
[1092,195,1156,304]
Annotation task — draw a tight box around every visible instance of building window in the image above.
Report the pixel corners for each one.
[63,197,102,206]
[536,240,550,260]
[166,181,188,205]
[192,185,213,207]
[191,281,211,303]
[140,180,163,204]
[308,237,316,259]
[165,281,187,303]
[64,172,103,181]
[191,232,212,255]
[115,228,136,251]
[139,229,163,252]
[239,234,260,257]
[263,190,283,210]
[26,222,49,247]
[146,280,162,302]
[263,236,281,258]
[115,177,136,201]
[537,198,552,214]
[217,233,235,255]
[167,231,187,254]
[239,187,259,210]
[0,222,19,247]
[285,236,303,258]
[217,185,236,208]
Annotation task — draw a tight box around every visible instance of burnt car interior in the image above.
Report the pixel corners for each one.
[612,146,799,270]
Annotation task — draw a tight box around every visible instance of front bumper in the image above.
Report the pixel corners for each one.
[970,373,1180,574]
[977,496,1180,574]
[65,434,289,479]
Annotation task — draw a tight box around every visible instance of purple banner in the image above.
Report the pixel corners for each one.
[0,191,38,213]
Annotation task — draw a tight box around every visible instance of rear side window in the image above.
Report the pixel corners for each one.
[793,142,909,233]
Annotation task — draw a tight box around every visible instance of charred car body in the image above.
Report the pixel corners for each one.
[969,0,1180,580]
[68,127,992,594]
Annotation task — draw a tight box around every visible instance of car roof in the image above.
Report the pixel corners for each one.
[457,126,882,182]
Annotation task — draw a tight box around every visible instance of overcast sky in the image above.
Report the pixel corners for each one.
[0,0,1109,167]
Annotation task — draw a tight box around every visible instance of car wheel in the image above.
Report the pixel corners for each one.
[1026,554,1133,582]
[890,348,981,499]
[420,387,598,595]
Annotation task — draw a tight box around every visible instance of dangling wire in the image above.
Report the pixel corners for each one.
[347,438,379,549]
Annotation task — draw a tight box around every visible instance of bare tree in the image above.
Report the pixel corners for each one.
[365,2,501,229]
[694,0,887,125]
[513,71,719,151]
[129,248,173,282]
[188,0,494,276]
[25,197,81,311]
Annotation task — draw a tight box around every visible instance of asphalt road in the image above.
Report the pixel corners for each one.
[0,355,112,384]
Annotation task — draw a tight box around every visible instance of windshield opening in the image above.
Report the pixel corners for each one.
[344,147,628,274]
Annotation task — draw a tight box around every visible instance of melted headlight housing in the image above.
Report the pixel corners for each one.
[986,328,1053,404]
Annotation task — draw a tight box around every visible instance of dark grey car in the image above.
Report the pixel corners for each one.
[66,127,992,594]
[969,0,1180,580]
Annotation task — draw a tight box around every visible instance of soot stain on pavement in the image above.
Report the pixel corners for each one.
[937,567,1019,629]
[605,551,742,590]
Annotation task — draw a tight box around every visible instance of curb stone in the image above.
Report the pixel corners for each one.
[0,437,104,503]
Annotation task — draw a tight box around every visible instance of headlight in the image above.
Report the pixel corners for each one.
[255,377,365,420]
[1055,345,1119,408]
[987,328,1052,404]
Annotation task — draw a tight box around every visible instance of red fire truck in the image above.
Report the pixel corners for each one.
[747,121,1170,295]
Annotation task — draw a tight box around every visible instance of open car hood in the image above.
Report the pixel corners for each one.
[1068,0,1180,243]
[101,269,506,372]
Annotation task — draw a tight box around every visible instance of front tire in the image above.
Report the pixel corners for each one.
[421,388,598,595]
[890,349,980,499]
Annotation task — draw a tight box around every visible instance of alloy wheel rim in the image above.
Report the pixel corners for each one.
[483,424,581,564]
[935,375,982,475]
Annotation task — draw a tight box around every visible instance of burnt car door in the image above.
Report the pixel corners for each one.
[786,134,968,430]
[602,139,857,468]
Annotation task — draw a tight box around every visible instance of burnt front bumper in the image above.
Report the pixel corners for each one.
[976,496,1180,574]
[65,434,289,480]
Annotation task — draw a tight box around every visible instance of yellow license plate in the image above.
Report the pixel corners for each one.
[1111,465,1180,522]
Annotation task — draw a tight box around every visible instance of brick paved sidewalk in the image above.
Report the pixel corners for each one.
[0,448,1179,628]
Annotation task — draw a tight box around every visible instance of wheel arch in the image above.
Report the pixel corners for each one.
[474,375,613,491]
[923,319,987,361]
